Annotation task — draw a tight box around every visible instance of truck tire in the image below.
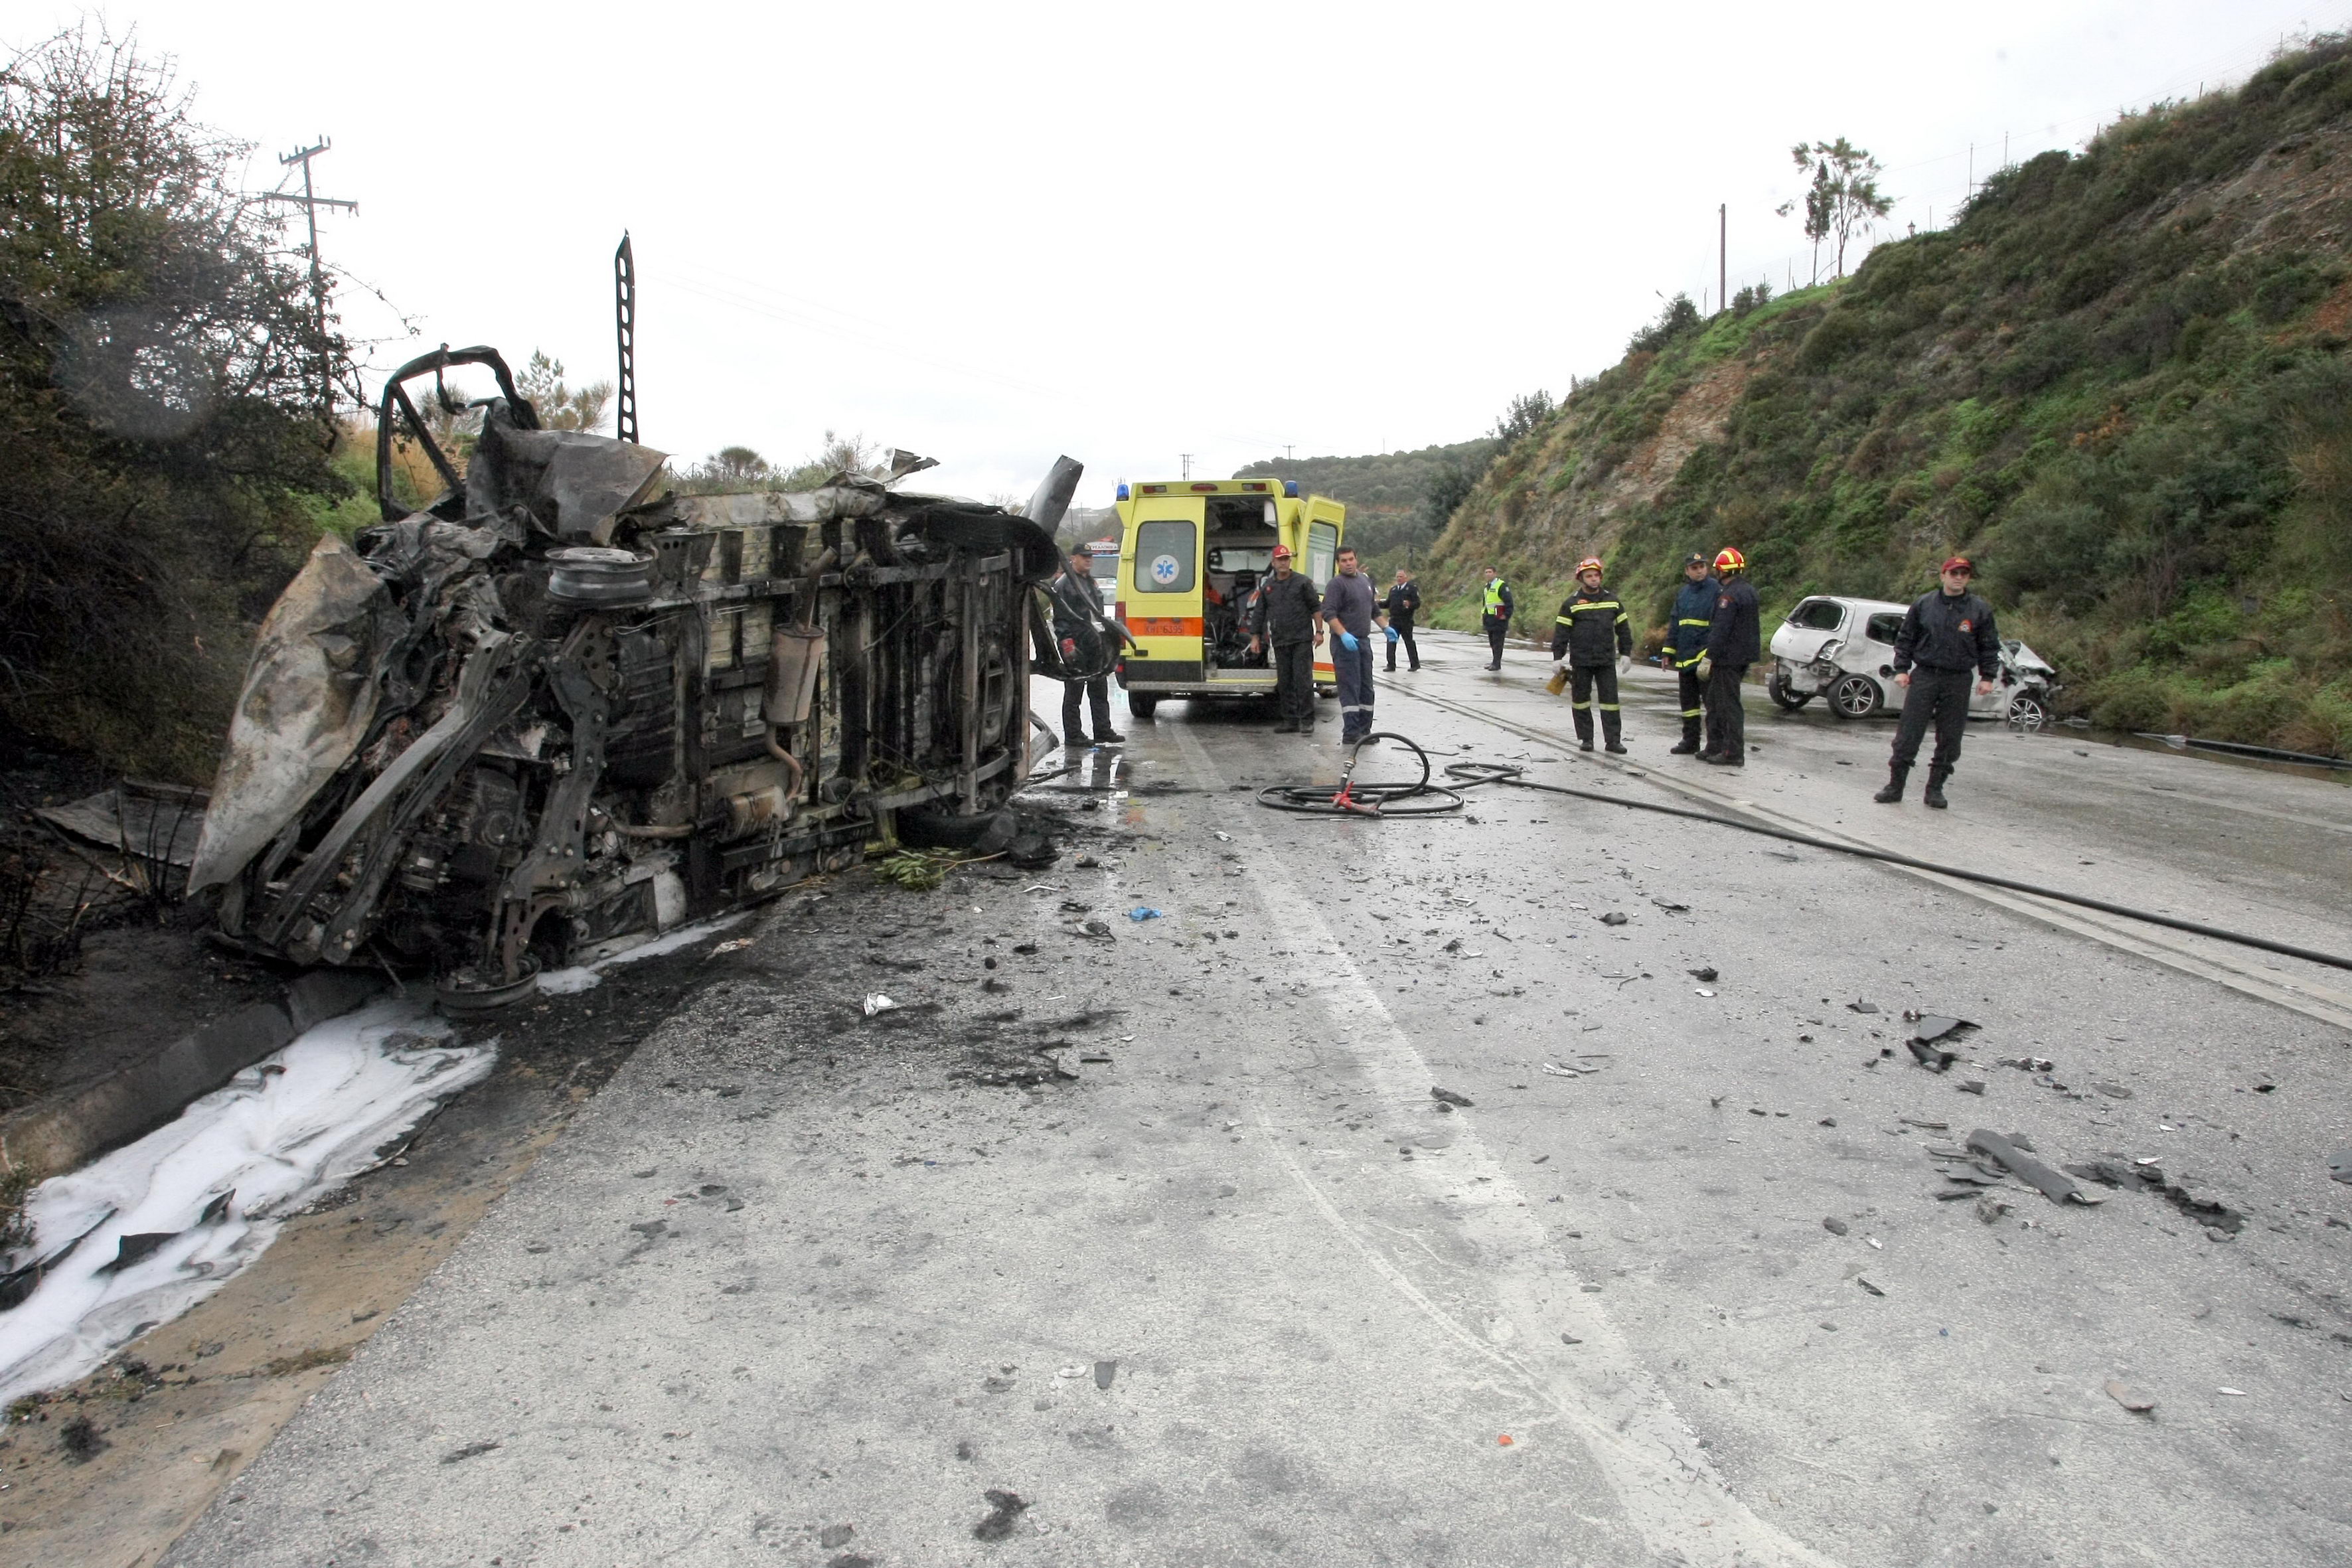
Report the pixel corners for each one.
[1830,673,1883,719]
[1127,694,1158,719]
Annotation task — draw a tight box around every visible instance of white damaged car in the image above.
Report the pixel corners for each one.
[1766,595,2059,729]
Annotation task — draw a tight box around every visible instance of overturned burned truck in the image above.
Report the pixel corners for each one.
[189,347,1072,1006]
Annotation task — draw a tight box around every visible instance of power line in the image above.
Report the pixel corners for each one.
[259,137,356,417]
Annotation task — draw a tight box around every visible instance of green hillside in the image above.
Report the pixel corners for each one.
[1234,439,1496,574]
[1421,39,2352,756]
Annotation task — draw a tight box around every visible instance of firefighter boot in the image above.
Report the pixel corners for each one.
[1873,765,1909,804]
[1571,705,1595,751]
[1922,766,1950,810]
[1670,715,1701,754]
[1602,707,1626,754]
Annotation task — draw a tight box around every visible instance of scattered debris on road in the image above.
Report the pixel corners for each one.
[1431,1087,1474,1108]
[1966,1129,2100,1206]
[2105,1380,2156,1414]
[973,1488,1030,1541]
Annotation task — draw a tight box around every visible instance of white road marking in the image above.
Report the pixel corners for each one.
[1169,724,1841,1568]
[1378,672,2352,1030]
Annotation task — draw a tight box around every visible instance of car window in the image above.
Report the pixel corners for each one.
[1133,520,1196,593]
[1208,546,1273,573]
[1864,612,1905,645]
[1788,598,1845,631]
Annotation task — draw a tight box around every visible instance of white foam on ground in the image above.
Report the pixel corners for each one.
[0,998,495,1403]
[534,911,749,996]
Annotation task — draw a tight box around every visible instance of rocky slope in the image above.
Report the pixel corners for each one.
[1422,38,2352,753]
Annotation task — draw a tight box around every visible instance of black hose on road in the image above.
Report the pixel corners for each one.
[1255,732,1467,816]
[1439,760,2352,975]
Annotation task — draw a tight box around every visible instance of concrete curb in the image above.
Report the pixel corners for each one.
[0,970,386,1185]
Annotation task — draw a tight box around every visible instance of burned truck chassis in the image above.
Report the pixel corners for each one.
[199,347,1055,1005]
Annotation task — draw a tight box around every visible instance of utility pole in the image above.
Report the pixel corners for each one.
[614,233,641,444]
[1180,453,1194,479]
[1283,444,1294,461]
[1719,202,1727,315]
[260,138,356,418]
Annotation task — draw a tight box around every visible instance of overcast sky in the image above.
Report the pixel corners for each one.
[19,1,2344,506]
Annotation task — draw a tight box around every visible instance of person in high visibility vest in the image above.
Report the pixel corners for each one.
[1549,556,1634,753]
[1480,568,1514,670]
[1663,552,1717,754]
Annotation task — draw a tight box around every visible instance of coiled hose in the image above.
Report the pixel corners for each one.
[1255,732,1468,815]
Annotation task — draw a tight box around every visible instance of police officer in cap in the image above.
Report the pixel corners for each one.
[1663,552,1716,754]
[1874,556,2000,809]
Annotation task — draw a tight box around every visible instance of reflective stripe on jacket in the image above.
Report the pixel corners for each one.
[1482,580,1512,621]
[1549,586,1634,666]
[1666,576,1718,666]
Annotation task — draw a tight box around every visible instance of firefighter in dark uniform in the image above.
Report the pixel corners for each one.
[1663,551,1716,755]
[1480,568,1514,669]
[1699,546,1758,766]
[1549,555,1633,753]
[1875,555,2001,809]
[1249,544,1325,734]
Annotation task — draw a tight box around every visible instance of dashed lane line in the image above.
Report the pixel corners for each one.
[1170,722,1843,1568]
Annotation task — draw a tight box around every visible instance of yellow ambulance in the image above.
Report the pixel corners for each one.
[1109,478,1346,718]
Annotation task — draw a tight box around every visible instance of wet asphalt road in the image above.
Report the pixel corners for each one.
[165,633,2352,1567]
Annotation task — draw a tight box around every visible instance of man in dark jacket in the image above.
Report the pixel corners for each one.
[1249,544,1325,733]
[1480,568,1514,669]
[1383,569,1422,672]
[1875,556,2001,809]
[1663,552,1716,754]
[1549,556,1634,753]
[1699,546,1759,766]
[1050,548,1123,747]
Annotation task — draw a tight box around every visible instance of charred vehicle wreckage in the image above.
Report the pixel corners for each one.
[187,346,1083,1008]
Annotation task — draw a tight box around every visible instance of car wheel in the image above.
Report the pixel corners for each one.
[1127,694,1158,719]
[1766,671,1812,711]
[2006,691,2048,732]
[1830,674,1882,719]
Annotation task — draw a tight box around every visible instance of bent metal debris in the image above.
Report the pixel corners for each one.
[189,345,1077,1009]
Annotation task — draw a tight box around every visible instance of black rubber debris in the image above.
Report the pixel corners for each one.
[1822,1217,1849,1236]
[99,1232,177,1275]
[441,1439,501,1464]
[973,1488,1030,1541]
[1599,911,1629,926]
[59,1415,108,1462]
[1431,1087,1474,1108]
[1689,967,1718,982]
[1966,1129,2098,1206]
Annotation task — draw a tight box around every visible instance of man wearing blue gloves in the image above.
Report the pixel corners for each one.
[1319,546,1386,746]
